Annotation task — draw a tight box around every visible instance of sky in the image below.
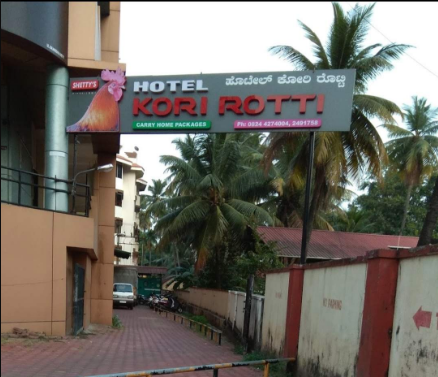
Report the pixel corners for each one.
[119,2,438,191]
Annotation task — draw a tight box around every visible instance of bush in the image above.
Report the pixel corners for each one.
[112,315,123,329]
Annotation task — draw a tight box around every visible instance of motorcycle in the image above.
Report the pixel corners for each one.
[159,294,184,314]
[148,293,162,309]
[138,294,148,305]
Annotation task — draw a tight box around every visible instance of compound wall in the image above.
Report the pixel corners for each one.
[297,264,367,377]
[261,270,290,355]
[388,254,438,377]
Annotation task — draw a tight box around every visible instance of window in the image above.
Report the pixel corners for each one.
[116,192,123,207]
[113,284,133,293]
[116,164,123,179]
[115,219,123,234]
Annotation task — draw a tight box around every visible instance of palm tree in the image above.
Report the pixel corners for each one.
[265,2,410,251]
[418,176,438,246]
[329,204,375,233]
[142,179,168,220]
[138,228,158,266]
[383,97,438,236]
[147,134,273,280]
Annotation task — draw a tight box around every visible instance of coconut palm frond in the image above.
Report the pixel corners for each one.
[269,45,315,70]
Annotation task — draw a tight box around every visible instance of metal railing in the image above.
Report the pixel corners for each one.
[1,165,91,216]
[154,307,223,345]
[83,358,295,377]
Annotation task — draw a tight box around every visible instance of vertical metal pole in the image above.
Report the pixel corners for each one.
[213,369,219,377]
[45,65,69,212]
[18,171,21,205]
[243,274,254,352]
[71,134,78,213]
[86,186,90,217]
[300,132,316,265]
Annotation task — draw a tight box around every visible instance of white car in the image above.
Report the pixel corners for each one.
[113,283,135,310]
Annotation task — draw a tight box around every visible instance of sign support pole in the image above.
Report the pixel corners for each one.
[300,131,316,264]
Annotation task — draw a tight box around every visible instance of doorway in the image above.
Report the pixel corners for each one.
[73,263,85,335]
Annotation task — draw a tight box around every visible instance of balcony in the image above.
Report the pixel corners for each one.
[116,177,124,192]
[115,205,124,220]
[1,166,91,217]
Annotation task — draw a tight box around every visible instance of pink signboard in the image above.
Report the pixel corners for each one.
[234,119,322,130]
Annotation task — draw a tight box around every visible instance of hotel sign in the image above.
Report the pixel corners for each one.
[67,69,355,134]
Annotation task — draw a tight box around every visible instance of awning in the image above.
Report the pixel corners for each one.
[115,248,130,259]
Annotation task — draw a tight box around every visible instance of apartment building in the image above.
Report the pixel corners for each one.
[114,147,147,266]
[1,2,125,336]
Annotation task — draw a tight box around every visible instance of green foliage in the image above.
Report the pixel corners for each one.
[267,2,410,239]
[382,96,438,235]
[148,134,274,275]
[229,233,284,294]
[383,96,438,186]
[242,350,292,377]
[333,172,438,237]
[234,343,245,355]
[183,313,210,326]
[112,315,123,329]
[173,229,283,293]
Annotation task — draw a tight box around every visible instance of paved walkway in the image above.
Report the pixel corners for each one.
[1,307,261,377]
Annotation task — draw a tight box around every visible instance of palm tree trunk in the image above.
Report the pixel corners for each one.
[399,183,413,237]
[176,246,180,268]
[418,176,438,246]
[173,245,178,276]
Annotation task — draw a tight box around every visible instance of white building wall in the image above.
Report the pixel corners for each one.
[115,164,140,266]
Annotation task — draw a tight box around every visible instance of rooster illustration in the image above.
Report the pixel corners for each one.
[67,68,126,132]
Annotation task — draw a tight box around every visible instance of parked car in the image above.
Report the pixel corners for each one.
[113,283,135,310]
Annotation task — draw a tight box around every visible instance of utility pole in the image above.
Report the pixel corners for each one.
[243,274,254,352]
[300,131,316,264]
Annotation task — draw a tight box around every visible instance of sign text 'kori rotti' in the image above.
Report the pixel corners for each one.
[67,69,355,134]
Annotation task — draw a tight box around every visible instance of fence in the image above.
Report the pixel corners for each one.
[174,288,265,350]
[1,165,91,216]
[154,308,223,345]
[227,290,264,350]
[83,358,295,377]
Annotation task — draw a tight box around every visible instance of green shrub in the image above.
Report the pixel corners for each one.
[243,350,292,377]
[112,315,123,329]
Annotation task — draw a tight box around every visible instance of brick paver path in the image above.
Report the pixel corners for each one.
[1,306,261,377]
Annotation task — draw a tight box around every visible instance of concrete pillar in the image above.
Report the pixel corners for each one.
[284,266,304,360]
[90,153,116,326]
[356,251,399,377]
[45,65,69,212]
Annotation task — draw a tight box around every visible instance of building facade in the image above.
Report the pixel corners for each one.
[1,2,125,336]
[114,147,147,266]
